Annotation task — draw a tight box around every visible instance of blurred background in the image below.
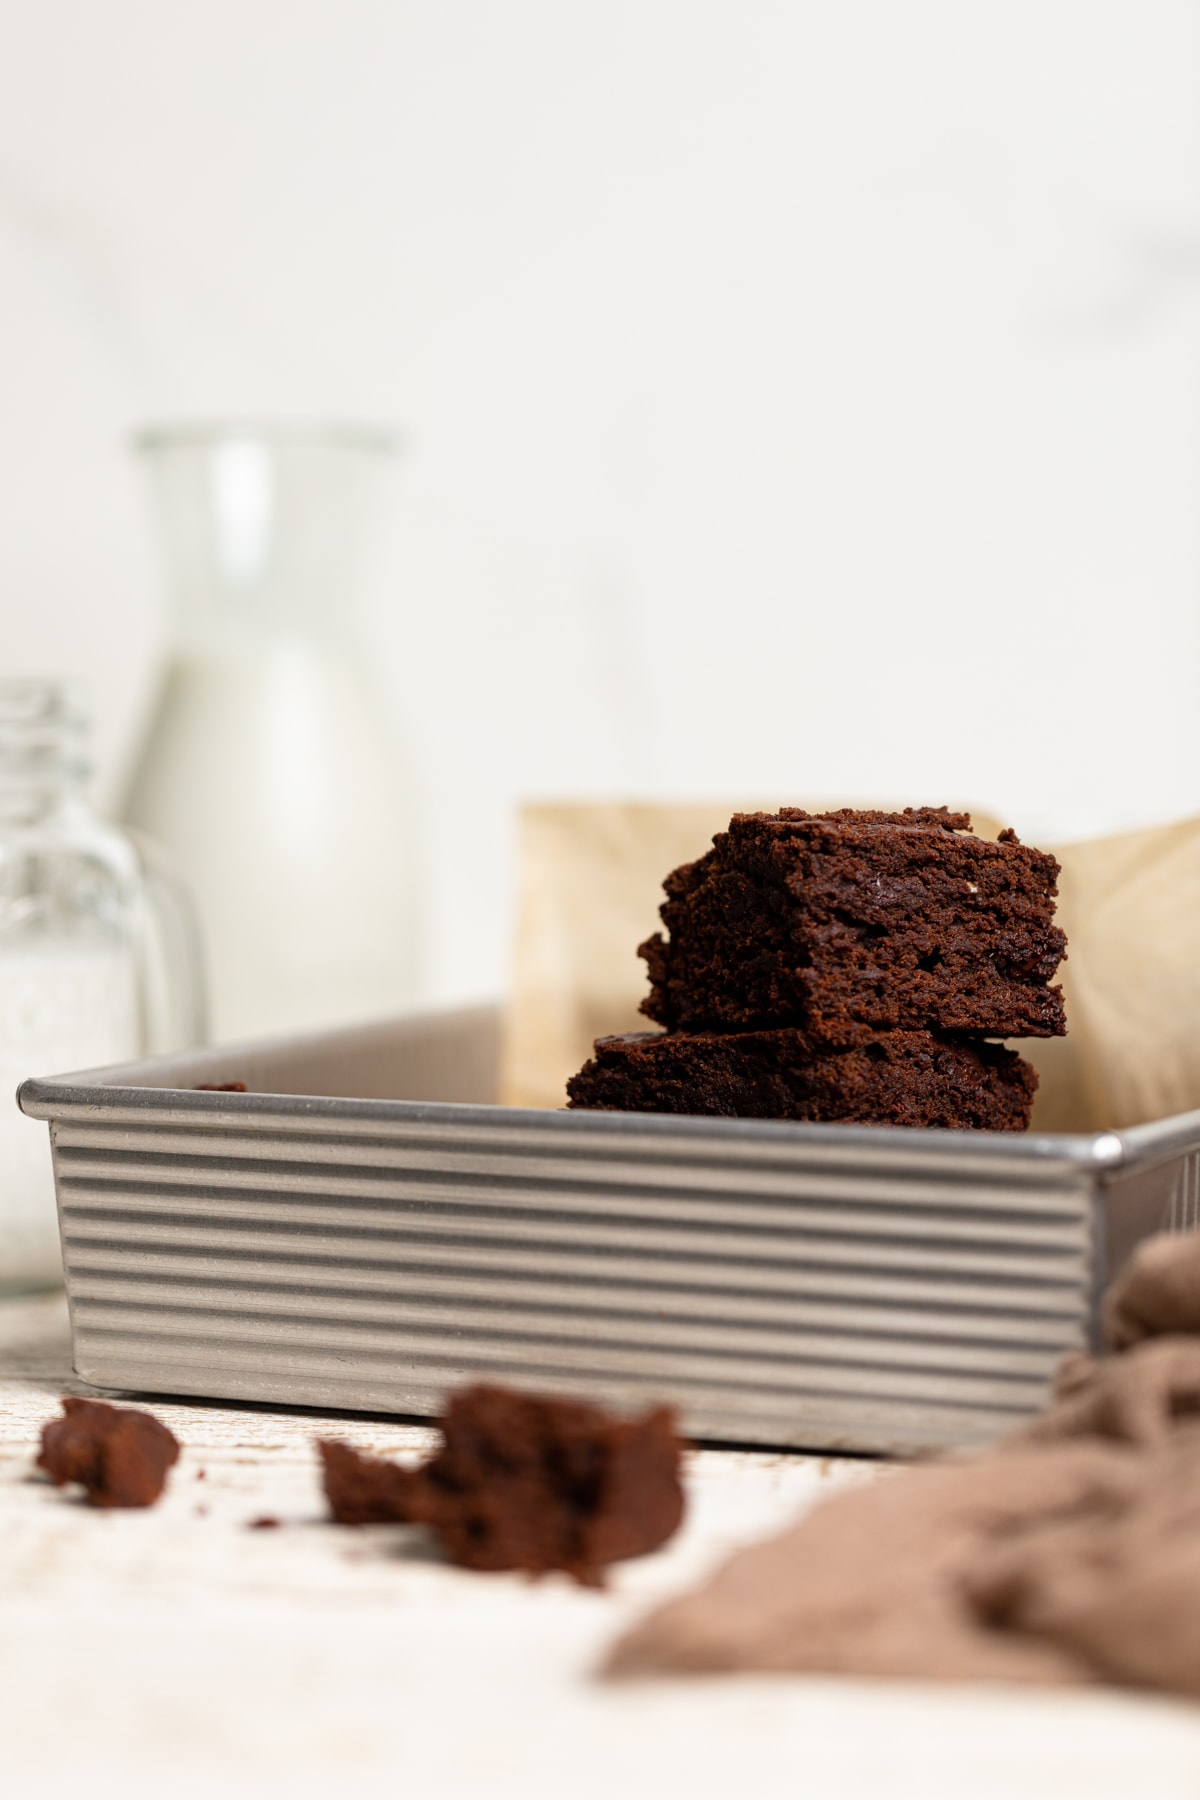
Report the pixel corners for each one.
[3,0,1199,1015]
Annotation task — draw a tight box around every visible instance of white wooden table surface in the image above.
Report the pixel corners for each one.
[4,1294,1200,1800]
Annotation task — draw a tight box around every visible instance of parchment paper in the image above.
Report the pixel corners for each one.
[500,803,1200,1131]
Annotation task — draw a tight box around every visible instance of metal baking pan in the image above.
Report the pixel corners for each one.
[18,1004,1200,1456]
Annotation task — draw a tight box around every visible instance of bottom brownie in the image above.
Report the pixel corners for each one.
[566,1029,1037,1131]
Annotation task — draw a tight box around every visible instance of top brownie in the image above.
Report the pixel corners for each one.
[639,807,1066,1039]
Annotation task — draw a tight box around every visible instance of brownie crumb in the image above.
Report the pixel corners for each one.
[318,1438,423,1525]
[195,1081,248,1092]
[247,1515,281,1530]
[426,1386,685,1585]
[319,1385,686,1586]
[37,1397,180,1509]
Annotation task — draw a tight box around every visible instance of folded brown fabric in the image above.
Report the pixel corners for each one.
[967,1424,1200,1699]
[1105,1228,1200,1348]
[607,1228,1200,1697]
[1016,1336,1200,1449]
[607,1443,1132,1684]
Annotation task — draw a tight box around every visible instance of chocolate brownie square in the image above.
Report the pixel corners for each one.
[567,1027,1038,1131]
[639,808,1065,1039]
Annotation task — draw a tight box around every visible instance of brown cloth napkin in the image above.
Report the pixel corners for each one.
[1104,1226,1200,1348]
[606,1229,1200,1700]
[501,803,1200,1130]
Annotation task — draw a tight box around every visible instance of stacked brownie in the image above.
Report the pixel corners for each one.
[566,807,1066,1131]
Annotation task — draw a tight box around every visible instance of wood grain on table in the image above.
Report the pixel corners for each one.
[3,1294,1200,1800]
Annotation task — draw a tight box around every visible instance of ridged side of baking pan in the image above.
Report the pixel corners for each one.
[19,1006,1200,1455]
[38,1111,1097,1452]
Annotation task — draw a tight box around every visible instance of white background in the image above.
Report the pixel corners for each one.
[2,1,1199,1008]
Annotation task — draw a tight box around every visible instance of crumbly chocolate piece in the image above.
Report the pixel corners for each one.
[567,1027,1038,1131]
[318,1436,422,1525]
[37,1396,180,1508]
[640,808,1066,1039]
[423,1386,685,1583]
[195,1081,248,1092]
[320,1385,686,1585]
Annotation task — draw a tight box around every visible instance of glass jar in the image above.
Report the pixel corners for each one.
[122,423,417,1042]
[0,679,205,1292]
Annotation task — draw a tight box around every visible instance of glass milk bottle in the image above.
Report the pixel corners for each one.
[0,680,205,1291]
[122,424,416,1043]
